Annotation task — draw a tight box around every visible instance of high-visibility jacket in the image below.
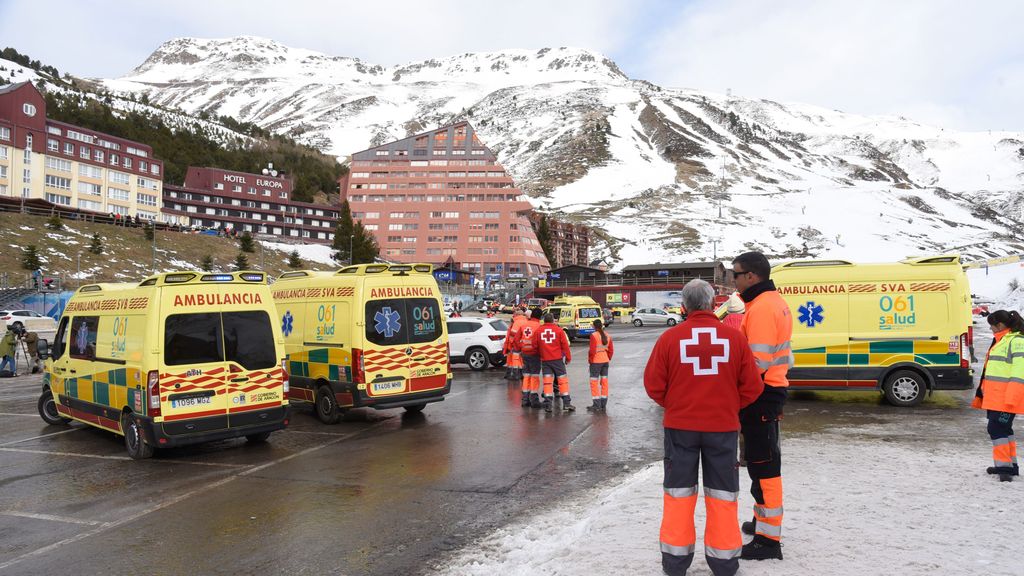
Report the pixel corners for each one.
[978,331,1024,414]
[532,322,572,363]
[589,332,614,364]
[740,281,793,389]
[972,329,1008,409]
[518,318,542,356]
[504,315,528,354]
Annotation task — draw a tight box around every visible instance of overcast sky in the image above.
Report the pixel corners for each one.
[2,0,1021,131]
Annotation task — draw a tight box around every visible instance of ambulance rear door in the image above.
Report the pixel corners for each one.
[159,289,231,424]
[363,297,443,397]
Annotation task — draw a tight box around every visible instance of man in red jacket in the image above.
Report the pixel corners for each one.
[531,312,575,412]
[644,279,764,576]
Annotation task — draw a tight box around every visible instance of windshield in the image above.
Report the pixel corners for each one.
[365,298,443,346]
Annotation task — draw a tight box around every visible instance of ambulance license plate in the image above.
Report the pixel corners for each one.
[372,381,404,394]
[171,396,212,408]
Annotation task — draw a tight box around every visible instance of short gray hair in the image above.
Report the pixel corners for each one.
[681,279,715,313]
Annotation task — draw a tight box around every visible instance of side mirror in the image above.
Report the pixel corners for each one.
[37,339,50,360]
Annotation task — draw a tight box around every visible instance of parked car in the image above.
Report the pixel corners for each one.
[631,308,683,327]
[475,299,495,313]
[0,309,57,333]
[447,317,509,371]
[602,308,615,325]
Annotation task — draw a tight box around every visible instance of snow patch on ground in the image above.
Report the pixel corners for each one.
[260,240,338,266]
[438,436,1021,576]
[967,262,1024,302]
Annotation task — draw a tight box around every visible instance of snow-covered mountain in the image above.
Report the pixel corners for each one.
[99,36,1024,265]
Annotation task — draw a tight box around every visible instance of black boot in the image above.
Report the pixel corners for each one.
[530,394,542,409]
[741,536,783,561]
[999,473,1014,482]
[599,397,607,411]
[543,398,552,413]
[586,400,601,412]
[741,517,756,536]
[561,395,575,412]
[988,465,1020,476]
[521,392,530,407]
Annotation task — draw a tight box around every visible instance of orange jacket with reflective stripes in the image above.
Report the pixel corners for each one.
[740,282,794,389]
[589,331,614,364]
[504,315,528,354]
[517,318,542,356]
[976,330,1024,414]
[972,329,1009,409]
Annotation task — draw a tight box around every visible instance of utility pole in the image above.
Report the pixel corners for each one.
[151,224,157,275]
[76,253,81,287]
[349,234,354,266]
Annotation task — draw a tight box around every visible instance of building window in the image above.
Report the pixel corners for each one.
[45,157,72,172]
[95,150,104,163]
[151,164,159,175]
[79,164,102,179]
[107,187,130,201]
[233,185,242,192]
[80,146,90,159]
[137,177,159,190]
[45,193,71,206]
[137,193,158,206]
[0,166,6,179]
[123,157,132,169]
[47,139,59,152]
[23,169,31,183]
[279,192,287,199]
[139,160,147,172]
[78,199,102,211]
[0,127,9,141]
[263,189,271,196]
[64,142,73,156]
[23,103,37,117]
[375,150,389,156]
[214,183,224,190]
[78,182,102,196]
[248,187,256,195]
[109,171,130,185]
[0,147,6,160]
[110,205,129,216]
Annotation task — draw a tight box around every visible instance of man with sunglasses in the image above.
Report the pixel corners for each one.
[731,251,793,561]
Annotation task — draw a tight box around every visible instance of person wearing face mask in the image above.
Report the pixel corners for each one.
[972,309,1024,482]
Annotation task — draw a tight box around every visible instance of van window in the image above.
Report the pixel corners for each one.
[365,298,443,346]
[52,317,69,359]
[578,308,601,319]
[223,311,276,369]
[69,316,99,360]
[165,313,223,366]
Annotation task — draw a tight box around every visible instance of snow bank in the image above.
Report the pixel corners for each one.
[967,262,1024,302]
[260,240,338,266]
[439,436,1021,576]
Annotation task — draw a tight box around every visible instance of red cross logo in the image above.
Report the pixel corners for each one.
[523,327,534,339]
[679,327,730,375]
[540,329,557,344]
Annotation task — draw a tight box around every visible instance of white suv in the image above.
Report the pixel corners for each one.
[631,308,683,327]
[0,310,58,333]
[447,317,509,371]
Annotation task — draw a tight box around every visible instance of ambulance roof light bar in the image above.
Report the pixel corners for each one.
[779,260,853,268]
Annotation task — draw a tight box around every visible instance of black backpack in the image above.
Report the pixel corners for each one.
[0,369,13,378]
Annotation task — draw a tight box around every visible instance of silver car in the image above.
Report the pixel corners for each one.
[630,308,682,327]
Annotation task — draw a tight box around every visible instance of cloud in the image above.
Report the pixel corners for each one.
[636,0,1024,130]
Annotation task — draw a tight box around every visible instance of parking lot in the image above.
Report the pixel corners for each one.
[0,320,998,575]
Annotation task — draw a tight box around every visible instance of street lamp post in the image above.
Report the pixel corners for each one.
[349,234,355,266]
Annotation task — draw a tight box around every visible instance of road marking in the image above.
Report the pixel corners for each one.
[0,511,107,527]
[0,428,80,446]
[0,412,37,417]
[0,447,254,469]
[0,419,390,573]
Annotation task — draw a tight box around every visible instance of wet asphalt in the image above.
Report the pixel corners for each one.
[0,319,991,575]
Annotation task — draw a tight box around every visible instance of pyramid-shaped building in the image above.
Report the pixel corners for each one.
[341,123,551,279]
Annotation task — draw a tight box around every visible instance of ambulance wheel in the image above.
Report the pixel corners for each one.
[246,431,272,443]
[122,412,154,460]
[667,318,677,326]
[316,385,341,424]
[466,347,490,371]
[633,319,643,327]
[404,404,426,414]
[38,390,70,425]
[882,370,926,407]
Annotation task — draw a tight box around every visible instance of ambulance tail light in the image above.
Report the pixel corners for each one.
[960,330,972,368]
[147,370,161,417]
[352,348,365,385]
[280,358,290,396]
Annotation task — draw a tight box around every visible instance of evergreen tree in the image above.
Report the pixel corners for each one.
[143,221,154,241]
[88,233,104,255]
[533,214,555,266]
[46,215,63,230]
[233,252,250,271]
[332,200,355,264]
[20,245,42,271]
[332,200,379,264]
[239,231,256,253]
[200,255,214,272]
[287,250,303,269]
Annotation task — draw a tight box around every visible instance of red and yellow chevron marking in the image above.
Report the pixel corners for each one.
[128,297,150,310]
[364,342,447,371]
[848,283,876,293]
[909,282,950,292]
[337,287,354,297]
[159,367,226,399]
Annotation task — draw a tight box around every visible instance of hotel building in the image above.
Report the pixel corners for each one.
[163,167,340,243]
[0,82,165,220]
[340,123,550,278]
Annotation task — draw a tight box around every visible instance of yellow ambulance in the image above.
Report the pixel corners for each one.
[768,255,973,406]
[36,271,289,458]
[546,295,603,341]
[273,263,452,424]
